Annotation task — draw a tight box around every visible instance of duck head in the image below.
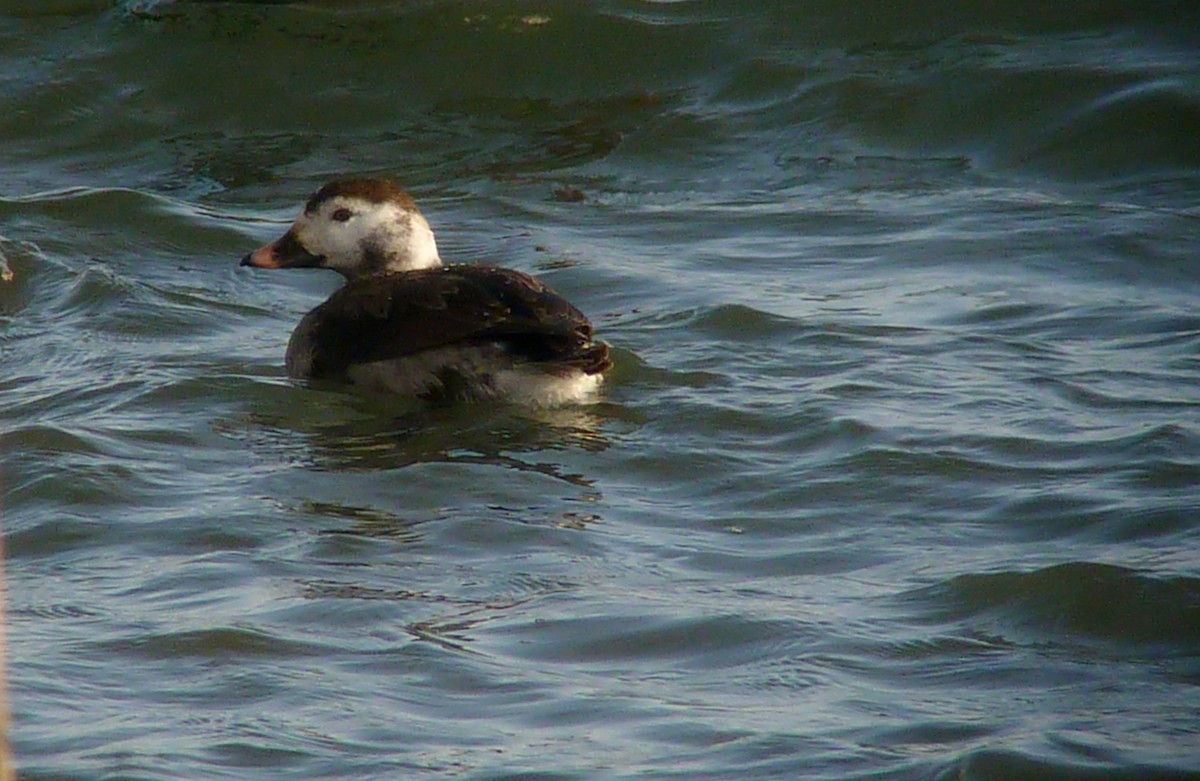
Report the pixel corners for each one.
[240,178,442,280]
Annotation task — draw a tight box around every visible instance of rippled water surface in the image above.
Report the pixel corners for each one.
[2,2,1199,779]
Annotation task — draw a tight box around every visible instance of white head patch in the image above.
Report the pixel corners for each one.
[291,193,441,279]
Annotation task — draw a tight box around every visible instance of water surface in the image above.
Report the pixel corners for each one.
[2,2,1199,779]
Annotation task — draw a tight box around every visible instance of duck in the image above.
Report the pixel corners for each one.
[240,178,611,405]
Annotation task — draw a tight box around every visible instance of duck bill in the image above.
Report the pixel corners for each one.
[240,229,323,269]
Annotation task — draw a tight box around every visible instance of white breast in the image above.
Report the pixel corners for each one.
[338,344,603,406]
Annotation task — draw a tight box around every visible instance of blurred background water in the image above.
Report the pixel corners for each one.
[2,1,1199,779]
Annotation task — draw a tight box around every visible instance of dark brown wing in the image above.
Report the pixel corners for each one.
[302,265,608,378]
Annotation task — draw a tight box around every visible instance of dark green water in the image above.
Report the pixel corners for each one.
[2,2,1199,779]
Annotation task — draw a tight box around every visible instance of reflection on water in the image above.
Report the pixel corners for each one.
[233,392,612,482]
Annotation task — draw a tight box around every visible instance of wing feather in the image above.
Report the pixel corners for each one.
[300,266,602,378]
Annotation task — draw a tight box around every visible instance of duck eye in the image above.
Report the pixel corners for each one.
[331,208,353,223]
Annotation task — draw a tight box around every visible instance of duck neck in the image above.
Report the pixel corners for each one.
[339,216,442,281]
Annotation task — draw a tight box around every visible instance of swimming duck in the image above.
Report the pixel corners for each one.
[240,178,611,405]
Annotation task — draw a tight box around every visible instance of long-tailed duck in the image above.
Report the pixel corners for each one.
[240,178,611,405]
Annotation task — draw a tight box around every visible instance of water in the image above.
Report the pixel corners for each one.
[2,2,1199,779]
